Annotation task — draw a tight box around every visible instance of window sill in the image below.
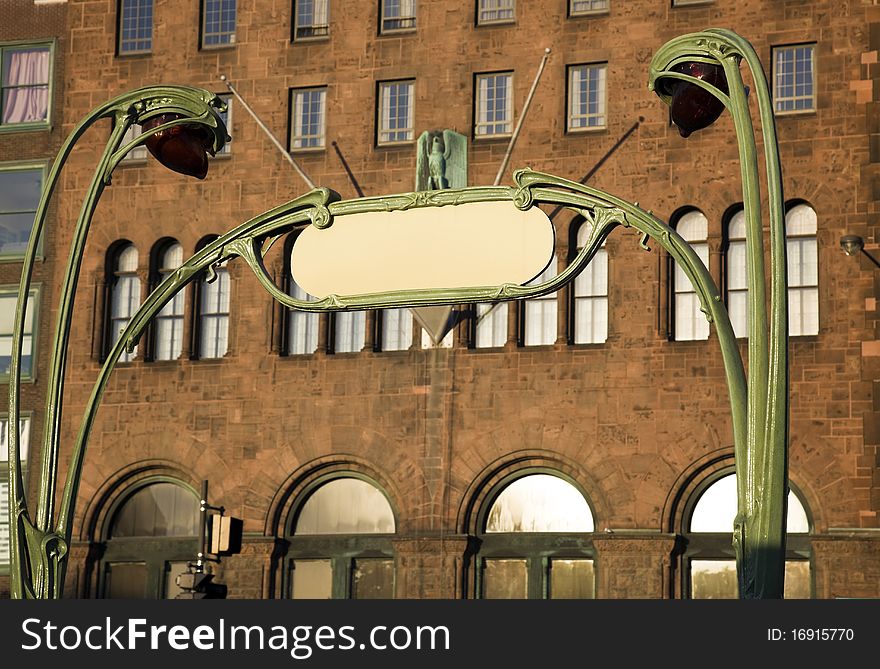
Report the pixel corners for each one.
[116,50,153,58]
[376,140,415,149]
[774,108,816,118]
[569,10,610,19]
[0,122,51,135]
[200,42,237,52]
[379,27,417,36]
[566,125,608,135]
[290,146,326,154]
[473,132,513,142]
[291,34,330,44]
[476,19,516,27]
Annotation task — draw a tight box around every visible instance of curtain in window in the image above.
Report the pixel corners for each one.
[154,244,184,360]
[199,265,230,358]
[524,258,557,346]
[475,302,507,348]
[1,48,49,124]
[573,223,608,344]
[382,308,412,351]
[673,211,710,341]
[110,245,140,362]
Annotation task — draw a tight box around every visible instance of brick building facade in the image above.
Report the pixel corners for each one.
[2,0,880,599]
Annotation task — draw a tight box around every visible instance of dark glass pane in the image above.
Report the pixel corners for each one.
[483,559,528,599]
[106,562,147,598]
[691,559,737,599]
[351,558,393,599]
[111,483,199,537]
[549,559,594,599]
[291,559,332,599]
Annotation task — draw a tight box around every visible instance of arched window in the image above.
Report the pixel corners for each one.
[107,243,140,362]
[671,209,709,341]
[477,472,595,599]
[522,257,558,346]
[286,234,319,355]
[194,236,229,359]
[572,219,608,344]
[152,241,184,361]
[723,208,747,338]
[786,203,818,336]
[101,481,200,599]
[287,476,396,599]
[684,472,811,599]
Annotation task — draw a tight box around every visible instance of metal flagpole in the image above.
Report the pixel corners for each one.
[219,75,316,190]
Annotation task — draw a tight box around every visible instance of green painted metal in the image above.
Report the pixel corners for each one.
[6,29,786,600]
[649,29,789,599]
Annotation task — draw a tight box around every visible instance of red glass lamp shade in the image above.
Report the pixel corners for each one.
[141,113,215,179]
[659,61,729,138]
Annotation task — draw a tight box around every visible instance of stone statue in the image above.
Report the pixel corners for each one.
[416,129,467,191]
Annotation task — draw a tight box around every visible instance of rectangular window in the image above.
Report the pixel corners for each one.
[0,164,44,258]
[333,312,365,353]
[573,224,608,344]
[199,264,230,358]
[215,93,232,156]
[378,80,414,145]
[523,259,557,346]
[475,302,507,348]
[118,0,154,54]
[773,44,815,114]
[786,205,818,336]
[381,0,416,33]
[1,415,31,570]
[0,289,37,379]
[381,308,412,351]
[290,87,326,150]
[0,44,51,128]
[568,63,607,131]
[287,275,319,355]
[477,0,515,24]
[672,211,710,341]
[475,72,513,137]
[202,0,237,48]
[725,210,747,338]
[121,124,148,161]
[569,0,608,15]
[293,0,329,40]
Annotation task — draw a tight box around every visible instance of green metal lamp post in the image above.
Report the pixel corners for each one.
[6,29,788,599]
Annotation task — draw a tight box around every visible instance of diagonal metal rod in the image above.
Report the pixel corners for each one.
[220,75,316,190]
[331,141,365,198]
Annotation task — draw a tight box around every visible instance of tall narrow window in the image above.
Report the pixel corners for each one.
[109,244,140,362]
[118,0,154,54]
[475,72,513,137]
[569,0,608,15]
[378,80,414,145]
[523,258,557,346]
[672,210,709,341]
[0,44,51,127]
[477,0,515,24]
[381,308,412,352]
[290,87,326,150]
[0,289,36,378]
[572,222,608,344]
[333,312,365,353]
[0,164,44,258]
[773,44,815,114]
[567,63,607,131]
[478,473,595,599]
[786,203,818,336]
[287,477,396,599]
[293,0,329,40]
[214,93,232,156]
[686,472,811,599]
[121,124,148,161]
[153,243,184,361]
[198,260,230,359]
[724,209,747,338]
[381,0,416,32]
[475,303,508,349]
[0,416,30,570]
[287,239,319,355]
[202,0,237,47]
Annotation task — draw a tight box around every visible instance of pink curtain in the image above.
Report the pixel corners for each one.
[2,48,49,124]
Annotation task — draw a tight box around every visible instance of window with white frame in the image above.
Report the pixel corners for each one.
[672,210,709,341]
[523,258,557,346]
[725,209,748,338]
[475,303,508,349]
[202,0,237,47]
[672,0,713,6]
[290,87,326,150]
[293,0,329,40]
[0,415,30,571]
[0,289,36,379]
[475,72,513,137]
[109,244,140,362]
[378,80,414,145]
[786,203,818,336]
[287,245,319,355]
[121,124,148,161]
[118,0,154,54]
[381,308,412,352]
[334,312,365,353]
[215,93,232,156]
[573,222,607,344]
[153,243,184,361]
[773,44,815,114]
[381,0,416,32]
[198,260,230,358]
[0,43,51,127]
[568,63,606,131]
[0,164,44,258]
[478,0,515,24]
[686,472,811,599]
[569,0,608,15]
